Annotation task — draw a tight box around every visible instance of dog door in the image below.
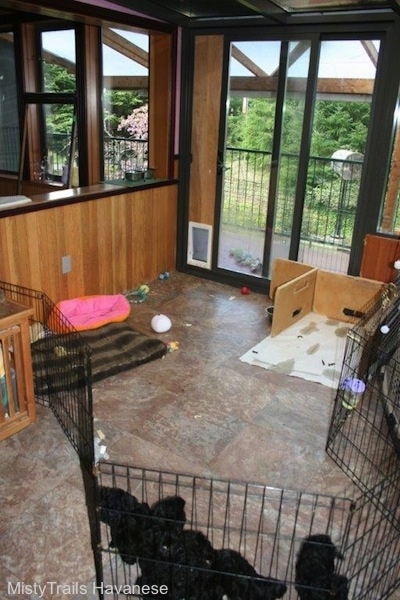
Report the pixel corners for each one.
[187,222,212,270]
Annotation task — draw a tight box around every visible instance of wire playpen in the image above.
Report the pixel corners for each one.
[0,280,94,468]
[326,283,400,499]
[1,278,399,599]
[96,462,354,599]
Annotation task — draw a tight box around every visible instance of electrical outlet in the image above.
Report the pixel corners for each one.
[62,255,71,274]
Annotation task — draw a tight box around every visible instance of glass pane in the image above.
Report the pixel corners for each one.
[218,41,281,276]
[0,32,20,173]
[299,39,379,273]
[218,40,312,278]
[268,40,311,276]
[41,30,76,93]
[275,0,388,11]
[102,28,149,181]
[37,103,75,183]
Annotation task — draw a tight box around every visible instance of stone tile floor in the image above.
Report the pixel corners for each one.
[0,272,398,599]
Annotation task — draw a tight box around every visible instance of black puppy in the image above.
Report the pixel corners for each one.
[98,485,151,564]
[330,573,349,600]
[138,528,216,600]
[295,534,344,600]
[211,548,287,600]
[151,495,186,534]
[141,495,187,560]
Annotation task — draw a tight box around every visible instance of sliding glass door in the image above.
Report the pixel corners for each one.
[297,40,378,273]
[216,36,379,279]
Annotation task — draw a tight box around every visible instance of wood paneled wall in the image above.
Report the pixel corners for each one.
[149,32,173,179]
[360,233,400,283]
[189,35,224,227]
[0,185,177,303]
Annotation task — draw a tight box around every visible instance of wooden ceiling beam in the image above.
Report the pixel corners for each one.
[270,39,310,76]
[42,49,75,72]
[230,75,374,95]
[103,75,148,89]
[102,27,148,67]
[361,39,379,67]
[231,44,268,76]
[103,74,374,95]
[0,28,147,74]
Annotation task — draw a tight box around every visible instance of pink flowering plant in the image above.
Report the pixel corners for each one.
[118,104,149,140]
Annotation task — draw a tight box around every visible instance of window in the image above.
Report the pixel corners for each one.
[2,8,175,187]
[102,25,175,183]
[37,29,77,182]
[102,28,149,181]
[40,29,76,93]
[0,32,20,173]
[18,28,77,184]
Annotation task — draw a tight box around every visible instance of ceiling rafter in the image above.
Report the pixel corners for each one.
[230,75,374,95]
[0,0,397,29]
[103,75,148,89]
[0,28,148,74]
[102,27,148,68]
[231,44,268,76]
[270,39,310,76]
[361,40,378,67]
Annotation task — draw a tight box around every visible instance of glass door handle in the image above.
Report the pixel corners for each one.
[217,151,230,175]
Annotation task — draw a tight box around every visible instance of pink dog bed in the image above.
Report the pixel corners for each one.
[50,294,131,332]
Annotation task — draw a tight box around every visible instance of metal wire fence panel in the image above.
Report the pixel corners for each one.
[344,476,400,600]
[326,382,400,498]
[326,285,400,496]
[325,284,400,599]
[0,279,94,471]
[381,346,400,460]
[96,462,355,600]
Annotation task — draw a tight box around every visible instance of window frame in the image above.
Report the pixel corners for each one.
[2,5,177,189]
[0,30,20,175]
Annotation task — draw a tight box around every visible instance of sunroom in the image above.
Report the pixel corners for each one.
[1,0,400,300]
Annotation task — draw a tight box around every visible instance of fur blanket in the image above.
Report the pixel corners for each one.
[31,321,167,394]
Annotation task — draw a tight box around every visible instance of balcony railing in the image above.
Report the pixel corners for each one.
[3,129,399,247]
[0,131,149,181]
[222,147,364,251]
[103,136,148,180]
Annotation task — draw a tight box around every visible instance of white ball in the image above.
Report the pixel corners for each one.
[151,313,172,333]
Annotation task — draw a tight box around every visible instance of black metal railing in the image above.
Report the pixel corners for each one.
[0,131,148,181]
[43,134,148,181]
[222,147,365,250]
[4,128,400,244]
[103,136,148,180]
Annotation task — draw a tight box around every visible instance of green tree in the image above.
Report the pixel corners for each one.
[42,62,147,138]
[226,96,245,147]
[281,98,305,154]
[42,61,76,134]
[240,98,276,152]
[103,90,147,137]
[226,96,370,157]
[311,100,370,157]
[43,61,75,95]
